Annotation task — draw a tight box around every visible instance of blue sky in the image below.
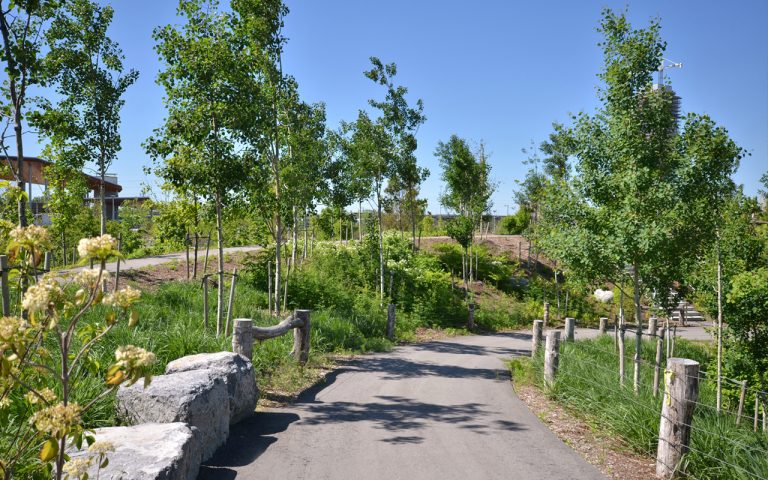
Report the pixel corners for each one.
[22,0,768,213]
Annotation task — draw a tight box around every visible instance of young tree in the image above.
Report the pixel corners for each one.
[146,0,247,333]
[0,0,61,227]
[535,9,743,392]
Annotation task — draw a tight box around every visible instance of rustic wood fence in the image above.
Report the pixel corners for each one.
[231,309,311,364]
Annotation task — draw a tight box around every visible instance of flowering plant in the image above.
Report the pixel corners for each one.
[0,230,153,480]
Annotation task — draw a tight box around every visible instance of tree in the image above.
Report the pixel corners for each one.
[146,0,248,334]
[365,57,427,249]
[35,0,137,235]
[0,0,61,227]
[445,215,474,287]
[535,9,743,392]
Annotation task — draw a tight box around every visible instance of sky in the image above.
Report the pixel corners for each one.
[18,0,768,214]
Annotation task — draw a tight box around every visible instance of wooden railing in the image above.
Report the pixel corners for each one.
[231,309,311,364]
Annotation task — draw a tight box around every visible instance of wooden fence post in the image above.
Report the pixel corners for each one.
[543,302,550,329]
[232,319,253,360]
[648,316,658,337]
[531,320,543,357]
[225,268,238,336]
[736,380,747,425]
[0,255,9,316]
[467,303,475,330]
[619,326,626,387]
[656,358,700,479]
[43,251,51,272]
[544,330,561,386]
[599,317,608,335]
[386,303,396,340]
[293,309,311,364]
[564,317,575,342]
[653,328,665,397]
[193,232,199,280]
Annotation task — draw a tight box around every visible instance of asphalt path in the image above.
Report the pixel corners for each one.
[58,246,261,274]
[199,330,609,480]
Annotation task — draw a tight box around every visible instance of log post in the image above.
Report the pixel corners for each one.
[386,303,396,340]
[43,251,51,272]
[0,255,9,316]
[648,316,658,337]
[599,317,608,335]
[656,358,700,479]
[543,302,550,329]
[293,309,311,365]
[736,380,747,425]
[653,328,665,397]
[544,330,561,386]
[232,319,253,360]
[619,326,626,387]
[564,317,575,342]
[531,320,543,357]
[467,303,475,330]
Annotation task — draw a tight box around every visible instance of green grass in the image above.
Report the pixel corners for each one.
[512,336,768,479]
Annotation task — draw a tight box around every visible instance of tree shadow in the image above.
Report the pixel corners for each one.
[410,340,528,357]
[339,356,510,381]
[297,395,526,438]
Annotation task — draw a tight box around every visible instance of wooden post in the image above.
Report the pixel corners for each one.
[386,303,396,340]
[185,231,190,280]
[293,309,311,365]
[203,277,209,329]
[619,326,626,387]
[467,303,475,330]
[203,232,211,275]
[671,326,677,357]
[648,316,658,337]
[564,317,576,342]
[0,255,9,316]
[531,320,543,357]
[613,323,618,352]
[43,251,51,272]
[653,328,665,397]
[232,319,253,360]
[755,395,759,432]
[73,246,78,264]
[193,232,199,279]
[656,358,700,479]
[543,302,550,329]
[544,330,561,386]
[115,233,122,292]
[736,380,747,425]
[225,268,238,336]
[267,260,273,315]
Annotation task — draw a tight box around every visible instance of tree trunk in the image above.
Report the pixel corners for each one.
[291,206,298,266]
[377,187,385,304]
[99,173,107,235]
[716,240,724,412]
[14,109,27,227]
[633,264,642,394]
[215,192,226,336]
[275,214,282,315]
[358,201,363,241]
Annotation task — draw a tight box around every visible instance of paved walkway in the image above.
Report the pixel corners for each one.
[59,246,261,274]
[199,332,608,480]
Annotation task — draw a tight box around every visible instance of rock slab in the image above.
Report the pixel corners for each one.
[66,423,201,480]
[117,369,228,461]
[165,351,258,424]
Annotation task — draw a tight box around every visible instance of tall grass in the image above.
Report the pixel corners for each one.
[521,335,768,479]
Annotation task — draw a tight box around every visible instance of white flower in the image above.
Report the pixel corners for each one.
[22,277,63,313]
[9,225,50,248]
[77,235,117,260]
[88,440,115,456]
[115,345,156,369]
[103,285,141,309]
[62,457,92,478]
[73,268,110,289]
[594,289,615,303]
[29,402,82,438]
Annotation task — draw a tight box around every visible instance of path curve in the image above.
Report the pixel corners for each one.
[200,331,608,480]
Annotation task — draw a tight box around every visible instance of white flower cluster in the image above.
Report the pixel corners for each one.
[25,388,57,405]
[29,402,82,438]
[77,235,117,261]
[22,277,63,314]
[73,268,110,289]
[9,225,49,248]
[88,441,115,456]
[593,288,615,303]
[103,285,141,309]
[115,345,155,369]
[62,457,92,478]
[0,315,28,348]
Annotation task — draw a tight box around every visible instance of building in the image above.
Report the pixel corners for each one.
[0,155,148,224]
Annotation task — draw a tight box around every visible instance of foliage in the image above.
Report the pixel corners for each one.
[725,268,768,391]
[0,229,151,480]
[445,216,474,250]
[498,210,531,235]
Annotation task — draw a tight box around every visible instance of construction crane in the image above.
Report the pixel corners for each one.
[657,58,683,86]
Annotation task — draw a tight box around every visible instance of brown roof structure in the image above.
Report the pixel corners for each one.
[0,155,122,194]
